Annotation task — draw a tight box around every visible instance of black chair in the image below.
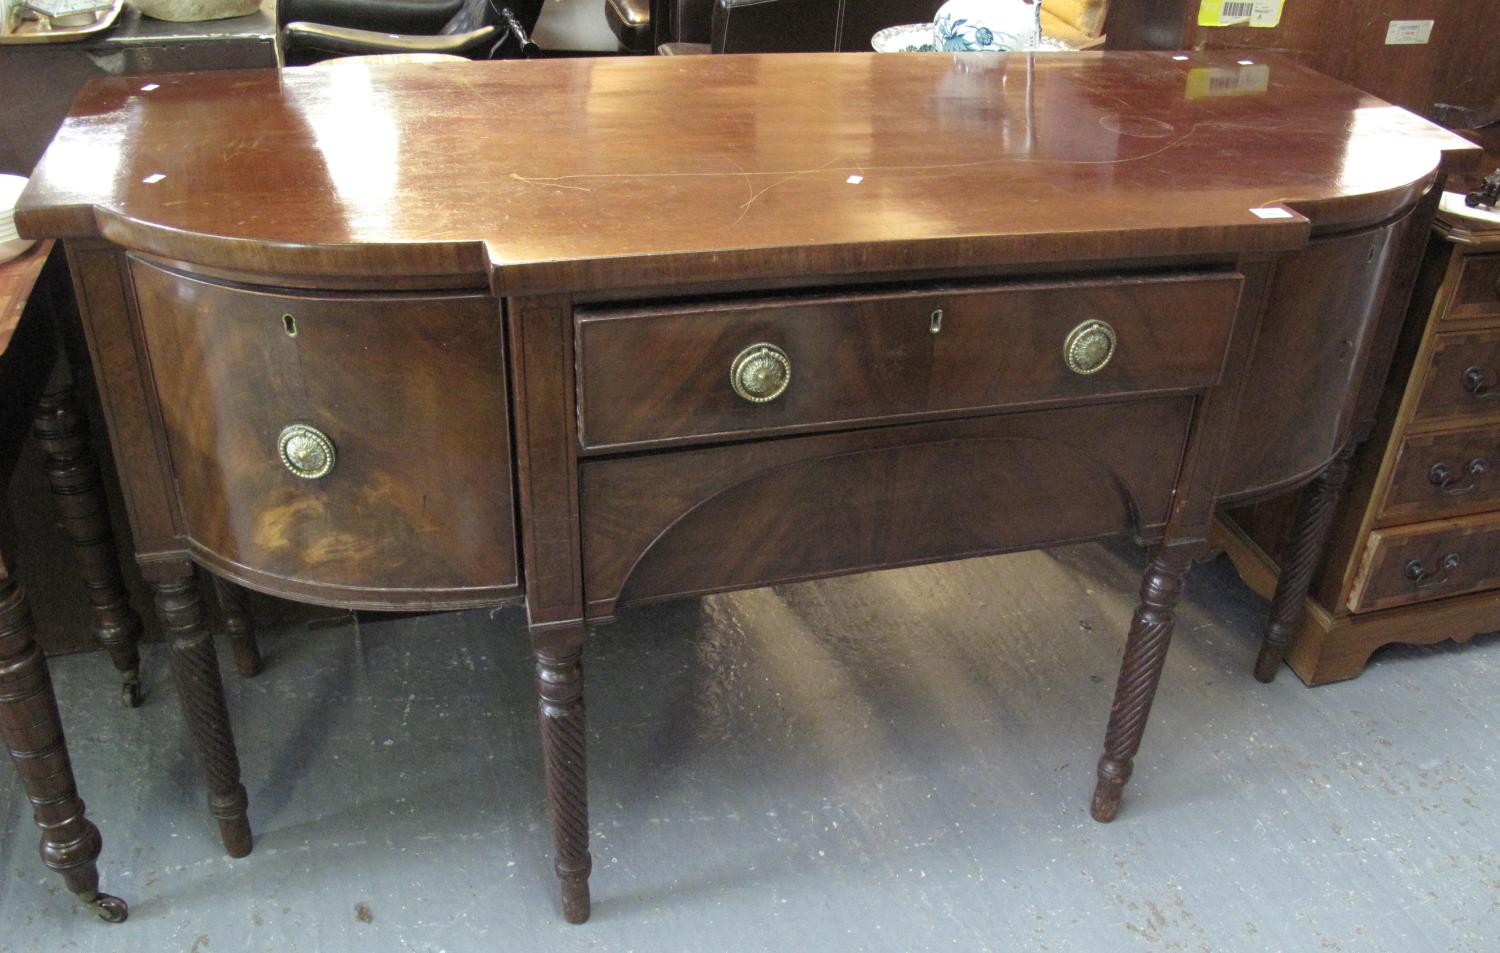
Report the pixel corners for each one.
[280,0,544,66]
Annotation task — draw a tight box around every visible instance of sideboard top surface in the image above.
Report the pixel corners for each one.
[18,51,1478,290]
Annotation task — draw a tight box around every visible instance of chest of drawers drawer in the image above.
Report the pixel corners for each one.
[130,258,518,607]
[574,273,1242,452]
[1374,423,1500,525]
[1349,512,1500,613]
[1449,253,1500,323]
[1410,328,1500,425]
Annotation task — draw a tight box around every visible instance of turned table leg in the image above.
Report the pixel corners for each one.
[32,385,145,709]
[1253,446,1356,683]
[1091,548,1192,823]
[533,624,592,923]
[209,575,261,679]
[152,569,253,857]
[0,573,128,921]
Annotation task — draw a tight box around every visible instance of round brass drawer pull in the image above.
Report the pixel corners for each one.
[1064,319,1117,375]
[730,343,792,403]
[278,424,336,480]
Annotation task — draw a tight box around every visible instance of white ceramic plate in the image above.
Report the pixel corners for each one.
[871,23,1075,53]
[0,173,35,264]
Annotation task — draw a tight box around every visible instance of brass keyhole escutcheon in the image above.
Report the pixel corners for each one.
[1064,319,1117,375]
[277,424,336,480]
[730,343,792,403]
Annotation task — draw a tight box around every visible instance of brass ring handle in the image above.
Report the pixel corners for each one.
[1428,458,1487,496]
[277,424,336,480]
[1463,366,1500,400]
[1405,553,1460,591]
[1064,319,1117,375]
[730,343,792,403]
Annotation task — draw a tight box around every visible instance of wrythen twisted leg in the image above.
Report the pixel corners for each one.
[209,575,261,679]
[152,571,252,857]
[32,385,145,709]
[0,572,127,921]
[1253,446,1356,683]
[534,630,591,923]
[1091,548,1192,823]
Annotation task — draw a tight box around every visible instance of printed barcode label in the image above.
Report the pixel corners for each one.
[1197,0,1284,28]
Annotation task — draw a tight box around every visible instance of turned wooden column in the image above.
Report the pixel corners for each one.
[209,575,261,679]
[0,556,127,921]
[151,567,253,857]
[533,623,591,924]
[1252,446,1356,683]
[31,382,145,708]
[1091,548,1193,823]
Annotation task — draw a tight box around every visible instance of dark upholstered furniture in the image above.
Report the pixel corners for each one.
[280,0,542,65]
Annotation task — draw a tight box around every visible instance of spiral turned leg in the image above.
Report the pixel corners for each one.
[32,386,145,709]
[1254,446,1355,684]
[1091,549,1192,823]
[535,637,592,924]
[152,572,252,857]
[209,575,261,679]
[0,575,127,922]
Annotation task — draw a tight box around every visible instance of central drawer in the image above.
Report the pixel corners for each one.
[574,273,1242,452]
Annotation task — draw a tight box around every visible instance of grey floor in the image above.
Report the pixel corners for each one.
[3,542,1497,953]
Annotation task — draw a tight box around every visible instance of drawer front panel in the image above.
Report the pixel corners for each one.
[1451,253,1500,323]
[579,398,1193,620]
[131,258,517,608]
[575,274,1241,451]
[1376,423,1500,525]
[1349,514,1500,613]
[1412,329,1500,424]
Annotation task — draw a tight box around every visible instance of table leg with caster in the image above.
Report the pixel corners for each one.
[0,571,127,922]
[32,383,144,709]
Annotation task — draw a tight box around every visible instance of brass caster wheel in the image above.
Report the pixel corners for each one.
[121,677,143,709]
[82,892,129,923]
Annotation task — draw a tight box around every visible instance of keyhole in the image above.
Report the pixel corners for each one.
[283,313,297,337]
[929,308,944,334]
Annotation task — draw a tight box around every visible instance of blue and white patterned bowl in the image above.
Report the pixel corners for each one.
[871,21,1072,53]
[932,0,1039,52]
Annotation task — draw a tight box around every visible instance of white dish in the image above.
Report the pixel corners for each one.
[0,173,36,264]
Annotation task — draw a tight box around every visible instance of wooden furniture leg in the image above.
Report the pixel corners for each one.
[1252,446,1356,683]
[1091,547,1192,823]
[151,568,253,857]
[533,622,591,924]
[209,575,261,679]
[32,383,145,708]
[0,570,128,921]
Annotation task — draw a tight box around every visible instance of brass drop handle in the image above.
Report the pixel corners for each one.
[730,343,791,403]
[1405,553,1460,590]
[1428,457,1487,495]
[1064,319,1117,375]
[1462,366,1500,400]
[278,424,336,479]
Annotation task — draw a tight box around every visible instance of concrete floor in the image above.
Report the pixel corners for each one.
[2,542,1497,953]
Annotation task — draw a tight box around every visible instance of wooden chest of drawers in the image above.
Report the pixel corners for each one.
[1220,216,1500,682]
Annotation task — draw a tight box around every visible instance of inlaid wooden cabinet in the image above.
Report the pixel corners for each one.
[1220,215,1500,682]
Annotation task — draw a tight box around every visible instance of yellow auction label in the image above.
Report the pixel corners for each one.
[1197,0,1285,27]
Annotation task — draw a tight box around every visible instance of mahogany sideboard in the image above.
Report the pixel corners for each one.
[12,51,1477,923]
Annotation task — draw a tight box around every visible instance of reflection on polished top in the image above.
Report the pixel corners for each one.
[16,51,1476,290]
